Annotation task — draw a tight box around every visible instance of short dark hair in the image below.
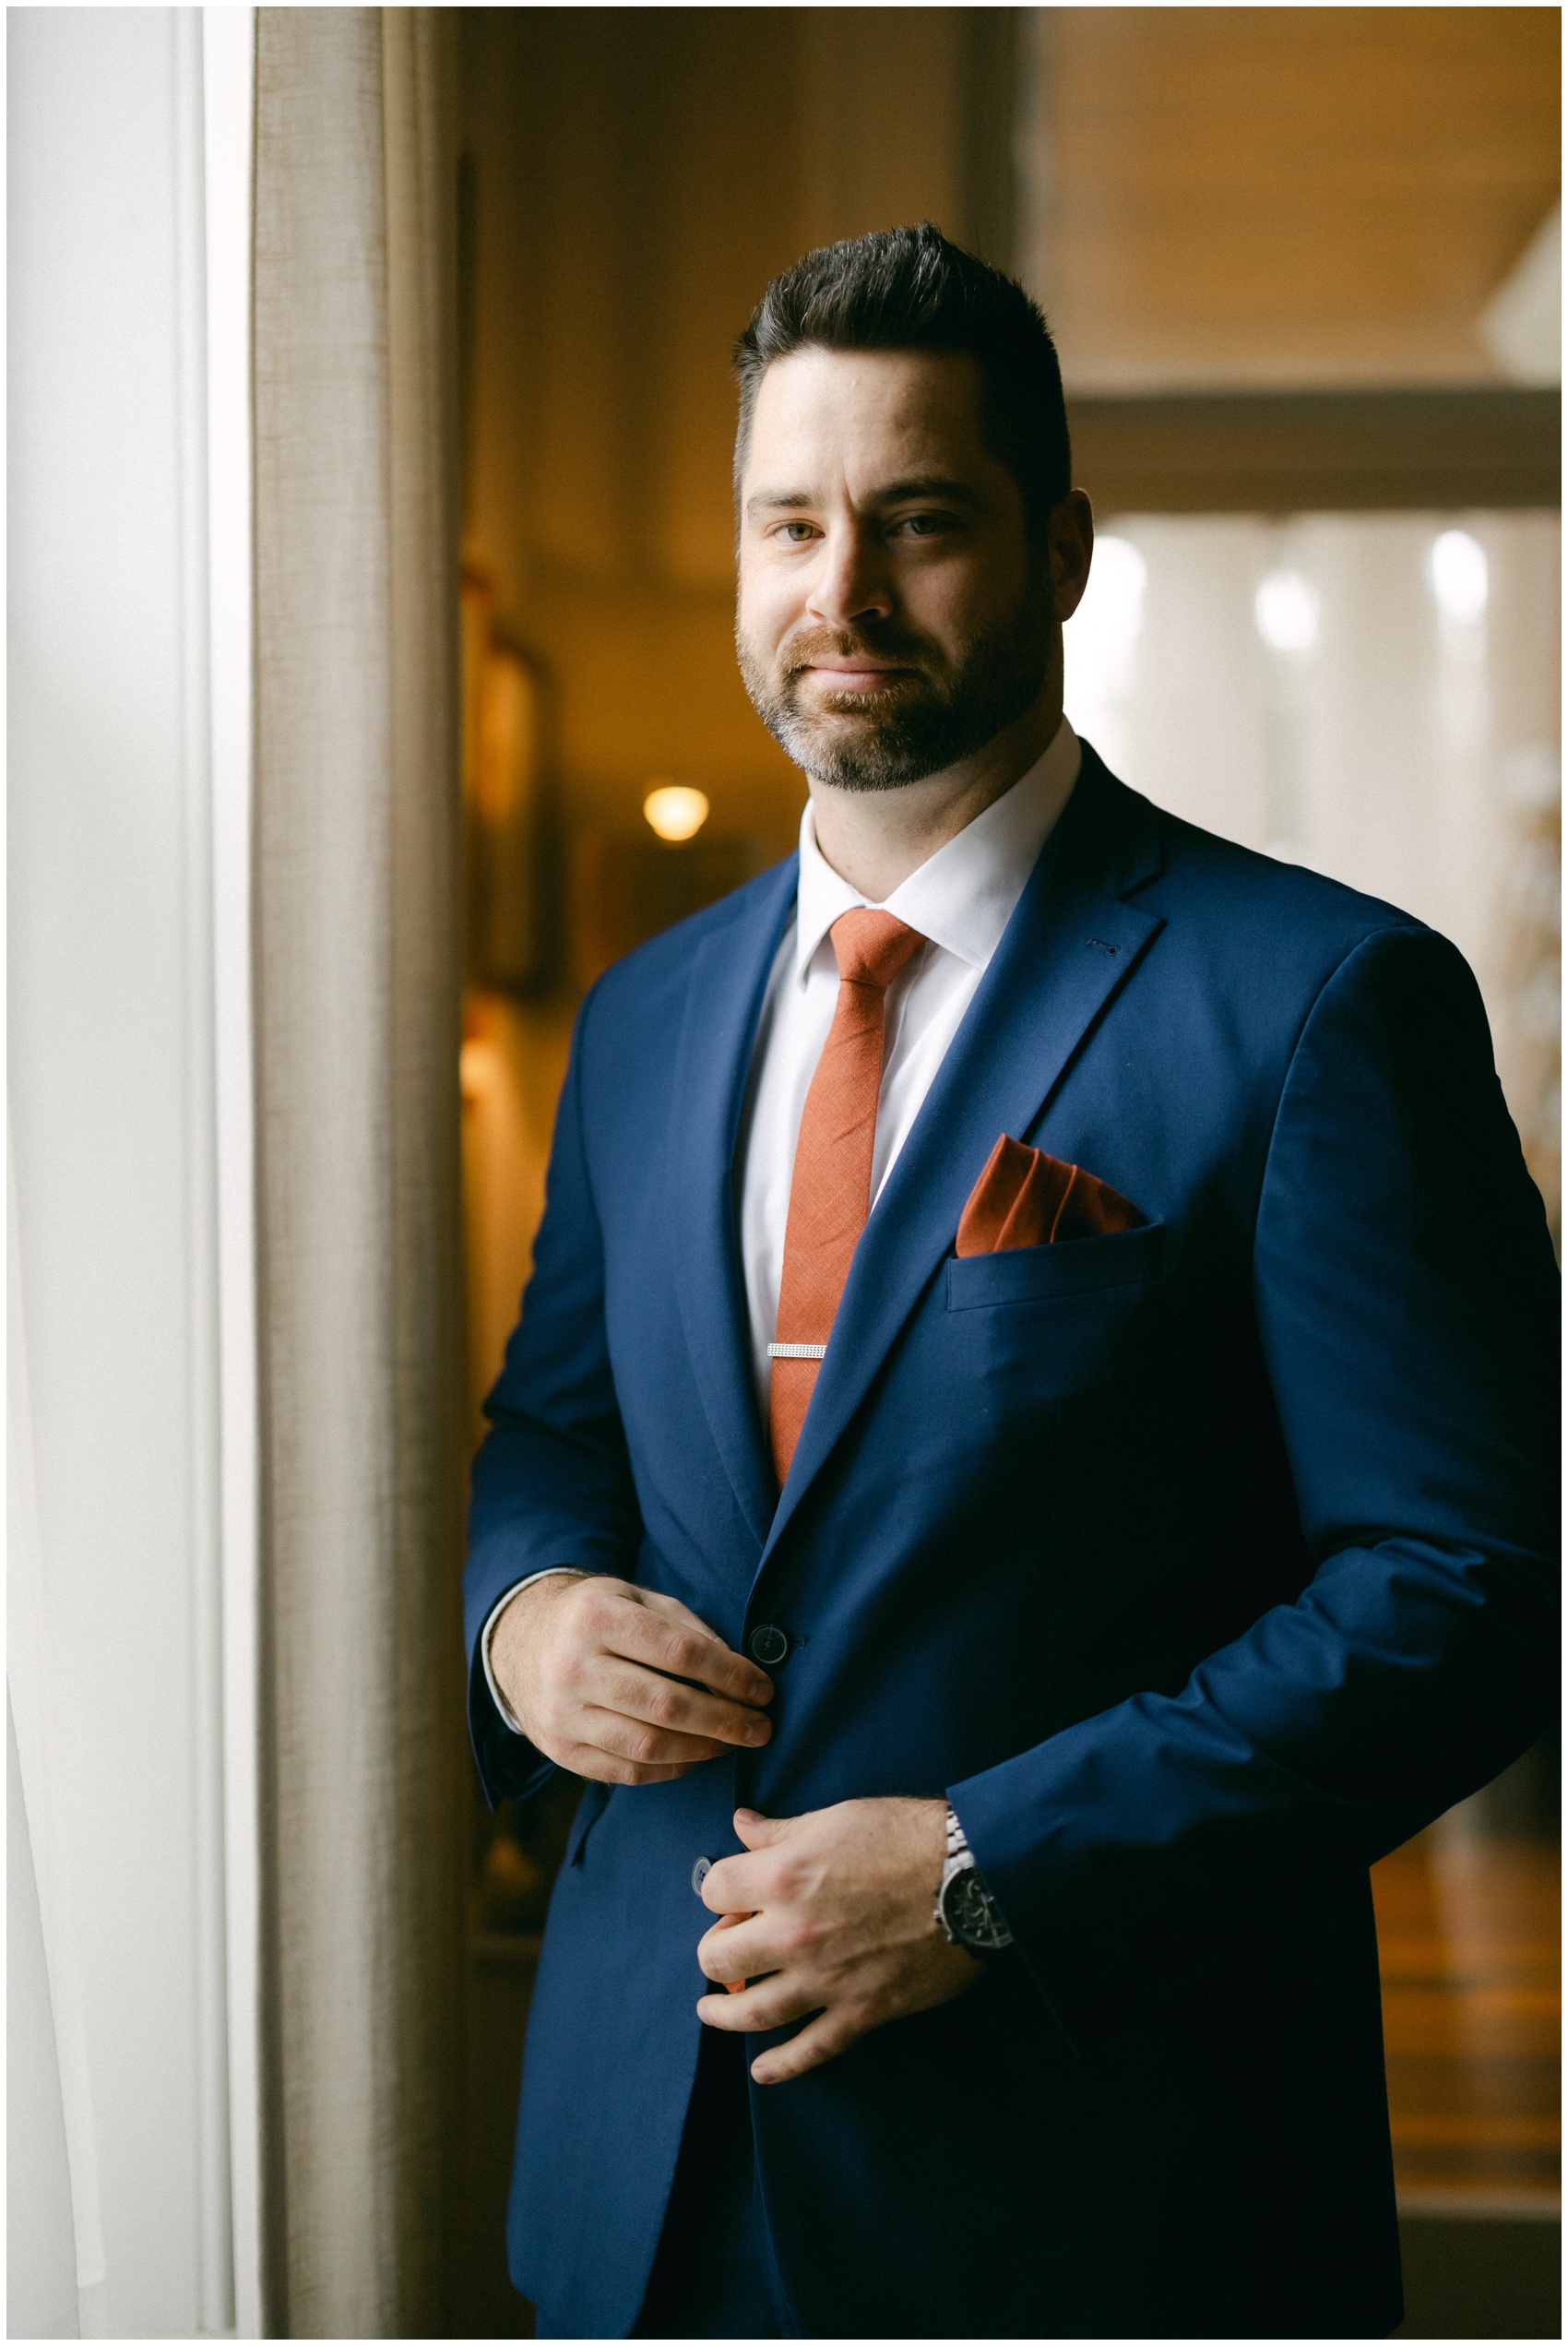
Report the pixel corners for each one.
[732,221,1071,538]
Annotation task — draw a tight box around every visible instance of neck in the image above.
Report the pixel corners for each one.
[807,685,1066,902]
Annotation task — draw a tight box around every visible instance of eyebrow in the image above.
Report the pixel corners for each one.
[744,475,984,519]
[873,476,984,507]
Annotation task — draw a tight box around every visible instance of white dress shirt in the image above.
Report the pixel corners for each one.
[482,718,1083,1730]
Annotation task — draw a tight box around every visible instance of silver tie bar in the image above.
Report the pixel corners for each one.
[767,1341,827,1360]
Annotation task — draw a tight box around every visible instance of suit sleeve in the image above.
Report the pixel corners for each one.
[950,923,1559,2047]
[464,990,643,1804]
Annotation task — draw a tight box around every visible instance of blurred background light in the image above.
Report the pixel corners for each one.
[643,782,710,841]
[1063,534,1147,734]
[1429,529,1491,623]
[1253,568,1321,655]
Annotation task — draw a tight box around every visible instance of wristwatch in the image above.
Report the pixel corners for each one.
[934,1807,1014,1957]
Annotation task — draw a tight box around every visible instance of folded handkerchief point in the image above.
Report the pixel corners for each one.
[956,1134,1143,1256]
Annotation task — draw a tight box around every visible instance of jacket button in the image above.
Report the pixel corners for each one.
[691,1857,712,1896]
[749,1624,789,1668]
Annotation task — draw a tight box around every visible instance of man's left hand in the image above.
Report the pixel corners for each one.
[695,1799,981,2084]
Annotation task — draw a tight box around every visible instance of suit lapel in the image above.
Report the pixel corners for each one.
[670,862,798,1553]
[760,751,1167,1562]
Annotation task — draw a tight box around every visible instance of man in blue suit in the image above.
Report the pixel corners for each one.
[464,225,1557,2339]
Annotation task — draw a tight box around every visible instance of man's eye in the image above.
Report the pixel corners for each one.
[895,513,950,538]
[778,522,818,543]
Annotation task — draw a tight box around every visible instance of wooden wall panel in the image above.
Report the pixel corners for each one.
[1071,387,1561,514]
[1026,7,1561,387]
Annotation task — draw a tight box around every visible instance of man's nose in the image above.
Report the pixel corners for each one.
[806,523,893,631]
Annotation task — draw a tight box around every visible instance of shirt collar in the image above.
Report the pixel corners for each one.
[791,716,1083,983]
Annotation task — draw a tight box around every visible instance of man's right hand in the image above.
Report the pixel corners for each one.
[489,1573,775,1784]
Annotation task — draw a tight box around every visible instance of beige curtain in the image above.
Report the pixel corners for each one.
[252,12,465,2334]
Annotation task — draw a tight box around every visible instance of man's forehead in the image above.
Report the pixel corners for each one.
[745,346,992,485]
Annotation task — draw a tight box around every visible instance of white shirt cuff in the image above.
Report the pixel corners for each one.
[481,1569,589,1734]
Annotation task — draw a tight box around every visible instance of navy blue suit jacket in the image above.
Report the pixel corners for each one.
[465,746,1558,2339]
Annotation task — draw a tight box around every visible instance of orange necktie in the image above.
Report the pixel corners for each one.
[767,908,924,1484]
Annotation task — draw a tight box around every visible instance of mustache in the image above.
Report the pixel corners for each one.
[780,626,937,676]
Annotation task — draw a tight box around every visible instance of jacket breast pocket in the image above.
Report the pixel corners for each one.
[944,1221,1164,1311]
[941,1222,1166,1414]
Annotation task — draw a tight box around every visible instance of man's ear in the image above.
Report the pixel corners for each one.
[1049,490,1095,623]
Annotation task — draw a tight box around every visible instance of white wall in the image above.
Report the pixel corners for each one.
[7,10,255,2334]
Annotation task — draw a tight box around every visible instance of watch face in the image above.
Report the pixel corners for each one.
[948,1867,1009,1952]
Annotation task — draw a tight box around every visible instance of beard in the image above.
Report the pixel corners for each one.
[736,578,1054,790]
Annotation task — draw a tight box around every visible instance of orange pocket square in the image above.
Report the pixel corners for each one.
[956,1134,1143,1256]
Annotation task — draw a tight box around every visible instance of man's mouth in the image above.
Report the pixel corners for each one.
[800,660,916,696]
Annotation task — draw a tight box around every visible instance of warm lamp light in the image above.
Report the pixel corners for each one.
[643,782,709,842]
